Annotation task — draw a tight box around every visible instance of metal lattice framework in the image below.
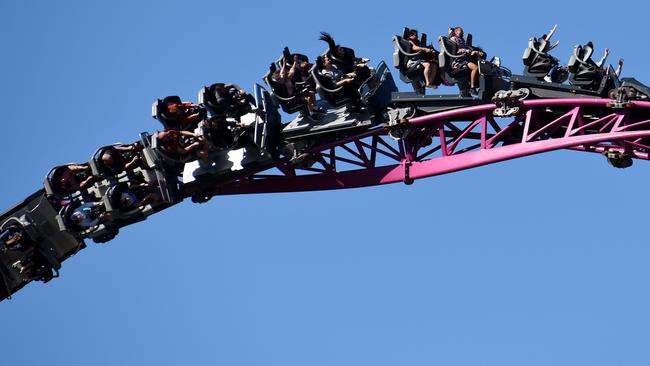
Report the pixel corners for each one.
[204,99,650,196]
[4,97,650,302]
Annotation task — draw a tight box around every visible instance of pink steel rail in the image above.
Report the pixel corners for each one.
[199,99,650,196]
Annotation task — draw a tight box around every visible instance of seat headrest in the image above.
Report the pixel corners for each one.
[162,96,182,106]
[583,42,594,61]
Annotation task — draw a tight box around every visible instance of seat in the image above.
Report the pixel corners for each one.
[391,28,433,94]
[91,143,142,178]
[568,42,604,89]
[0,220,58,285]
[437,36,471,95]
[198,83,256,120]
[311,60,362,109]
[262,62,312,115]
[152,96,205,131]
[522,37,559,79]
[44,164,94,199]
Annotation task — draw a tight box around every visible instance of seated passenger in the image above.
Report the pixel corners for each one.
[53,164,95,195]
[319,54,371,89]
[213,83,256,119]
[272,54,322,117]
[405,28,439,89]
[0,225,31,252]
[200,116,237,150]
[449,27,486,96]
[0,226,53,281]
[67,200,112,231]
[117,183,160,211]
[595,48,625,77]
[100,144,143,176]
[157,130,205,160]
[161,99,203,130]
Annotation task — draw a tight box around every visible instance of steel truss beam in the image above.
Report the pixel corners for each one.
[205,99,650,196]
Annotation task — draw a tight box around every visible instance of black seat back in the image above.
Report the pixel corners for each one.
[262,63,306,115]
[152,96,182,130]
[438,36,470,88]
[522,37,559,79]
[311,61,357,108]
[568,42,604,88]
[392,28,432,94]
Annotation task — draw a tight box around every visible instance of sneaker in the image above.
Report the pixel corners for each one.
[425,84,438,89]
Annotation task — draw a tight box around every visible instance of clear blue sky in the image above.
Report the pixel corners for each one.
[2,1,650,365]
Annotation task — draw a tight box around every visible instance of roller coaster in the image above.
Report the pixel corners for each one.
[2,27,650,302]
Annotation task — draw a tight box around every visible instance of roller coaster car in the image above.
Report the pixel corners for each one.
[511,42,621,99]
[181,84,282,185]
[152,96,206,131]
[567,42,606,90]
[281,61,397,142]
[522,37,559,80]
[392,28,434,95]
[389,36,510,116]
[0,192,85,300]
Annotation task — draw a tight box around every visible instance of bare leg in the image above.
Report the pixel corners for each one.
[422,62,432,86]
[429,63,438,86]
[467,62,479,88]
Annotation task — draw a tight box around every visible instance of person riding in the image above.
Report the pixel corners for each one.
[100,143,142,176]
[162,99,203,130]
[0,225,30,252]
[449,27,485,96]
[272,54,322,117]
[536,24,569,84]
[157,129,204,157]
[405,28,439,89]
[117,183,160,211]
[213,83,256,120]
[595,48,624,77]
[53,164,96,195]
[68,200,112,231]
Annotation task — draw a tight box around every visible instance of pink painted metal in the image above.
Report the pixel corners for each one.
[197,99,650,197]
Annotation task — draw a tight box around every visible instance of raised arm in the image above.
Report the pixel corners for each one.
[596,48,610,68]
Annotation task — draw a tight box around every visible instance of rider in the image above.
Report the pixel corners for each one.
[68,200,112,231]
[162,99,203,130]
[273,54,322,117]
[100,144,142,176]
[213,83,256,119]
[595,48,624,77]
[0,225,30,252]
[449,27,485,96]
[405,28,439,89]
[53,164,96,195]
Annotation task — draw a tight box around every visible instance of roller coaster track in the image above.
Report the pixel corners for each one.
[3,95,650,301]
[195,98,650,197]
